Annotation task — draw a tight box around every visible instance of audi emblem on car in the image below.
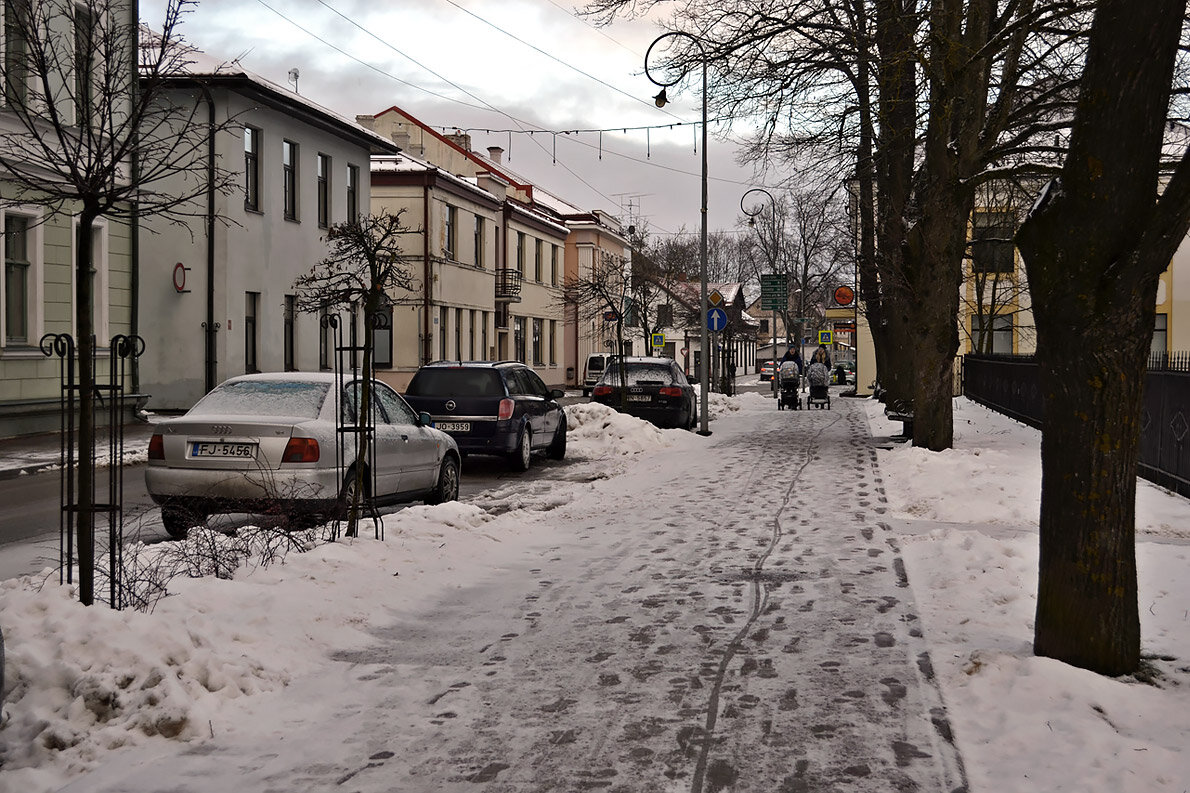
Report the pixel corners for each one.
[210,424,232,435]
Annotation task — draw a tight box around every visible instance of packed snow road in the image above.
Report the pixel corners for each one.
[50,394,966,793]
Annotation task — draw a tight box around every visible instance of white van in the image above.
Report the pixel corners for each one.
[583,353,612,396]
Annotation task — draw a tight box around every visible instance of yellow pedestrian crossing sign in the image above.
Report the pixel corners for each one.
[652,332,666,348]
[818,330,833,345]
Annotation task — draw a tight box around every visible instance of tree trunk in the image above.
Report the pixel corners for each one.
[1032,309,1145,674]
[76,216,97,606]
[906,186,969,451]
[870,0,918,411]
[1014,0,1190,676]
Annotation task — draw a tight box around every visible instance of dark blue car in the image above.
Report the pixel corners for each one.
[403,361,567,471]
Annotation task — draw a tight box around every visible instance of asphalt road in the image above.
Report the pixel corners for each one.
[0,453,559,582]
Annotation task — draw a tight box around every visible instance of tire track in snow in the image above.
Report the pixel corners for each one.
[687,411,840,793]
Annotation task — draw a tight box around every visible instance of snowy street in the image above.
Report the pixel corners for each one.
[3,388,1188,793]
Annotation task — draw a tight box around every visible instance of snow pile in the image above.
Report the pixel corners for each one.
[0,496,545,790]
[562,401,677,456]
[865,396,1190,792]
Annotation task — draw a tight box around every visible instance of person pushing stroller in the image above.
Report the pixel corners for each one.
[806,346,831,409]
[777,354,802,410]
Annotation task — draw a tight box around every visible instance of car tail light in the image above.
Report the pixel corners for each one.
[592,385,613,397]
[497,398,515,421]
[282,437,320,463]
[148,434,164,460]
[659,386,683,397]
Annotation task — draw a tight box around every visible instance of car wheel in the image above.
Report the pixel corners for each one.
[687,405,698,432]
[425,455,460,505]
[547,418,567,460]
[161,505,203,539]
[336,465,370,519]
[509,425,532,472]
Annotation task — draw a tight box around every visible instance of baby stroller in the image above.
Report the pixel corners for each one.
[806,360,831,409]
[777,361,801,410]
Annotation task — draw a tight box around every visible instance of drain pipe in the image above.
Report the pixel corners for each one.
[200,83,217,393]
[422,182,432,365]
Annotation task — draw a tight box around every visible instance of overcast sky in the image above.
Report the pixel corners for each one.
[139,0,794,238]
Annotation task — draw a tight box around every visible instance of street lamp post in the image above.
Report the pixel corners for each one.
[647,32,711,436]
[740,187,778,395]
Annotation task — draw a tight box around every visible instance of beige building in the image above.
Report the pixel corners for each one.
[358,105,629,390]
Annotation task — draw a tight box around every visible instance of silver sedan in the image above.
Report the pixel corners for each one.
[146,372,460,537]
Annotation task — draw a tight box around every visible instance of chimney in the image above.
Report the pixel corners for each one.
[445,129,472,152]
[487,146,504,164]
[355,114,375,131]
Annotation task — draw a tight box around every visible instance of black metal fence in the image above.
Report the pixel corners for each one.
[962,353,1190,499]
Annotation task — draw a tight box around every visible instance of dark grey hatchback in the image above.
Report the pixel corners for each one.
[591,356,697,430]
[402,361,567,471]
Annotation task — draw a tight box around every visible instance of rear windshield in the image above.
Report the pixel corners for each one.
[587,357,606,372]
[604,363,674,385]
[406,368,505,397]
[191,381,329,418]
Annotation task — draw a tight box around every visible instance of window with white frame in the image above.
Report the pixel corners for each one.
[316,153,331,228]
[971,211,1016,274]
[282,140,299,221]
[4,0,30,108]
[3,215,30,344]
[534,239,543,282]
[532,318,543,365]
[972,313,1013,354]
[550,245,558,285]
[346,164,359,223]
[474,214,484,268]
[1152,313,1168,356]
[73,2,95,126]
[548,319,556,365]
[444,204,457,260]
[244,126,261,211]
[516,232,526,276]
[245,292,260,372]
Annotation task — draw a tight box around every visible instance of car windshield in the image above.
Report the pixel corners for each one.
[604,363,674,385]
[190,380,329,418]
[407,368,505,397]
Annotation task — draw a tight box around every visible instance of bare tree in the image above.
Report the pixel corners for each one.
[1015,0,1190,675]
[561,249,633,402]
[0,0,240,605]
[292,211,417,537]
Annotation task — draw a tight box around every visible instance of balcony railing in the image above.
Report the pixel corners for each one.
[495,268,522,302]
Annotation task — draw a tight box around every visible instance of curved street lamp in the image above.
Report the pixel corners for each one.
[646,31,711,436]
[740,188,779,394]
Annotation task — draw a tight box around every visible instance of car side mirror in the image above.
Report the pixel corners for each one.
[418,411,434,427]
[550,388,566,400]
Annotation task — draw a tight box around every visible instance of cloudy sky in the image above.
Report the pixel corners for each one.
[138,0,792,237]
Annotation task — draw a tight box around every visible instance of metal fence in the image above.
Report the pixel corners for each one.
[962,353,1190,499]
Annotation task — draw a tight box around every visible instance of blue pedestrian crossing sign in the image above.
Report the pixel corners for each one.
[651,332,665,348]
[819,330,833,345]
[707,307,728,332]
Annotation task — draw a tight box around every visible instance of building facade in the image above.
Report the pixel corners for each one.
[138,60,399,411]
[0,0,136,437]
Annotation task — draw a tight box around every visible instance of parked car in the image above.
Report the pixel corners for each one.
[590,356,697,430]
[146,373,460,538]
[582,353,613,396]
[760,361,777,381]
[402,361,567,472]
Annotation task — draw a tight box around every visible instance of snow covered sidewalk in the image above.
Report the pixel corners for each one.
[1,392,1187,792]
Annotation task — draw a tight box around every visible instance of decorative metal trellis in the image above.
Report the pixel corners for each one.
[322,312,382,540]
[40,332,145,608]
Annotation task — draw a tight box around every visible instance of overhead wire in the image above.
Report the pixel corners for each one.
[248,0,781,232]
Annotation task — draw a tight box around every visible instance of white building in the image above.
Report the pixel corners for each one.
[138,57,399,410]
